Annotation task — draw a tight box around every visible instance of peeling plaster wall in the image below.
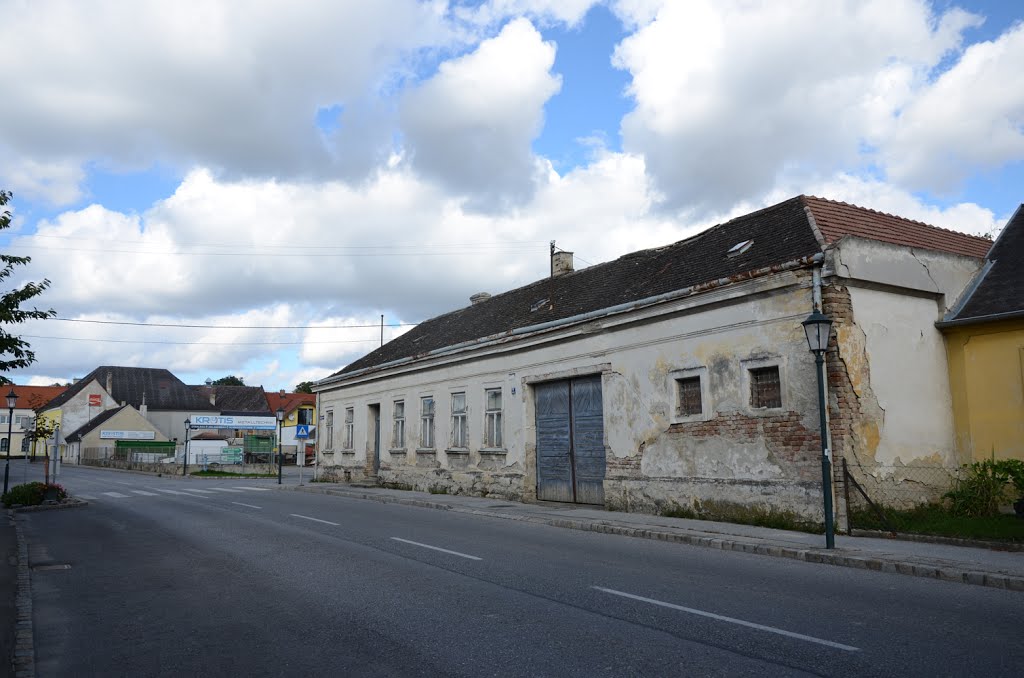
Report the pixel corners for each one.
[846,286,957,465]
[319,271,828,519]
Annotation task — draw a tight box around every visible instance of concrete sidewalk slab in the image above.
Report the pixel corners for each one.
[290,483,1024,592]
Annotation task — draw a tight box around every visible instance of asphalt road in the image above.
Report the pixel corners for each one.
[17,465,1024,677]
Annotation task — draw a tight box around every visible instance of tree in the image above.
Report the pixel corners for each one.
[211,375,245,386]
[295,381,314,394]
[1,190,56,384]
[24,417,57,461]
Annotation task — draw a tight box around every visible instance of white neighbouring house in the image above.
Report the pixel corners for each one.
[313,196,991,525]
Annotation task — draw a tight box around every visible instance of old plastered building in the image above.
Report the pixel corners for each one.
[314,196,990,525]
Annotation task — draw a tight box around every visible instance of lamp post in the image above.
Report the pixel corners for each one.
[183,418,191,477]
[276,407,285,485]
[4,388,18,495]
[803,309,835,549]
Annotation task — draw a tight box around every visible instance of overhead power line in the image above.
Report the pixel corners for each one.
[53,317,418,330]
[22,334,381,346]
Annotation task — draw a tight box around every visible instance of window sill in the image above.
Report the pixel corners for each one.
[480,448,507,455]
[389,448,407,454]
[415,448,437,454]
[445,448,470,456]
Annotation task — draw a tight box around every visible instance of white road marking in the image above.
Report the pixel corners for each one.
[186,489,215,494]
[101,492,130,498]
[236,486,273,491]
[232,502,262,510]
[290,514,339,526]
[179,491,212,499]
[390,537,482,561]
[156,489,189,495]
[130,490,158,496]
[77,494,97,501]
[110,480,134,486]
[592,587,860,652]
[208,487,244,493]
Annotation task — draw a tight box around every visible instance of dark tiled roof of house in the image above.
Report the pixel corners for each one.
[64,405,127,442]
[946,205,1024,322]
[335,196,822,377]
[191,385,272,415]
[266,392,316,413]
[43,367,216,413]
[803,196,991,258]
[9,385,69,410]
[329,195,991,380]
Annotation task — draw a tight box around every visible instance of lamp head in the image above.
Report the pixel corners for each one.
[802,310,833,354]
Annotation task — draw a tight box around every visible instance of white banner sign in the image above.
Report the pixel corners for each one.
[189,415,277,430]
[100,430,156,440]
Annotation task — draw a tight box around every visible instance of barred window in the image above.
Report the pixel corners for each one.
[343,407,355,449]
[484,388,503,448]
[676,377,702,416]
[750,366,782,409]
[420,396,435,449]
[451,392,467,448]
[393,400,405,448]
[325,410,334,448]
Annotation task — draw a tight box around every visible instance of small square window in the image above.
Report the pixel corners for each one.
[676,377,702,416]
[750,366,782,409]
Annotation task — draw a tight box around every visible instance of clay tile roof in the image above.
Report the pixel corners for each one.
[266,392,316,413]
[9,385,70,411]
[802,195,991,258]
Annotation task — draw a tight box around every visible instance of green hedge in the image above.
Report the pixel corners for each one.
[1,482,68,508]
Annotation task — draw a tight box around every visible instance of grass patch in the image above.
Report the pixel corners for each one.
[660,500,823,534]
[851,503,1024,542]
[190,470,277,478]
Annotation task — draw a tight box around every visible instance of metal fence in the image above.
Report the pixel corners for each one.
[81,446,177,471]
[843,459,964,532]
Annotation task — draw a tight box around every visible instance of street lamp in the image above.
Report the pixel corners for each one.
[803,309,835,549]
[4,388,18,495]
[183,418,192,477]
[276,407,285,485]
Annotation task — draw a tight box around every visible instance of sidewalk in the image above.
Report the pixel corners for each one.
[291,483,1024,592]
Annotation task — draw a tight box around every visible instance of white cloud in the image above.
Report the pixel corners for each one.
[454,0,599,28]
[611,0,983,213]
[401,18,562,210]
[0,0,450,199]
[882,21,1024,191]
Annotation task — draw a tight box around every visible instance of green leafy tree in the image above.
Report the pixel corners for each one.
[295,381,314,394]
[24,418,58,459]
[211,375,245,386]
[1,190,56,384]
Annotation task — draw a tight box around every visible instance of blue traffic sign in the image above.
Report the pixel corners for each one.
[295,425,310,439]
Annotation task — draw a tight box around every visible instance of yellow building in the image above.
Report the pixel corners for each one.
[940,205,1024,462]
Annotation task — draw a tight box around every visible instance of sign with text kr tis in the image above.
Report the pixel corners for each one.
[189,415,277,430]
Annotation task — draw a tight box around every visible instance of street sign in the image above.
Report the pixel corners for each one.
[295,425,310,439]
[88,394,102,406]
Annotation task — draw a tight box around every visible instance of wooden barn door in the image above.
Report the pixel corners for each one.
[535,375,605,505]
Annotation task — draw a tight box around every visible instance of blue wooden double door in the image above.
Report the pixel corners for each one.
[535,375,606,505]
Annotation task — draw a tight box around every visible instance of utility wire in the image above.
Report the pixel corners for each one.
[53,317,418,330]
[22,334,381,346]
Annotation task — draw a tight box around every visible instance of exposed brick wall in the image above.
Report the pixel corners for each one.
[665,411,822,482]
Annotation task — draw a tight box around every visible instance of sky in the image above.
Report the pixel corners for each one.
[2,0,1022,393]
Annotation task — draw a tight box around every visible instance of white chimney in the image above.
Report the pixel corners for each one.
[470,292,491,305]
[551,250,574,277]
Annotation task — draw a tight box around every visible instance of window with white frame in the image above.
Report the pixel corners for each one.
[344,407,355,449]
[15,415,32,429]
[21,437,30,453]
[0,438,6,452]
[451,392,467,448]
[420,396,435,449]
[484,388,503,448]
[392,400,405,448]
[325,409,334,448]
[750,366,782,409]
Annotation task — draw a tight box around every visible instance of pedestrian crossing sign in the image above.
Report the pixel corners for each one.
[295,425,310,439]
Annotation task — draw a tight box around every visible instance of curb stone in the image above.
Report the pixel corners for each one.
[287,485,1024,593]
[7,511,34,678]
[10,498,88,514]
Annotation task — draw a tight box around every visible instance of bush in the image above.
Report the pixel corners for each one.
[944,459,1023,517]
[1,481,68,508]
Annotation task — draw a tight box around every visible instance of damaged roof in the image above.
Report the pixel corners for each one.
[329,195,991,380]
